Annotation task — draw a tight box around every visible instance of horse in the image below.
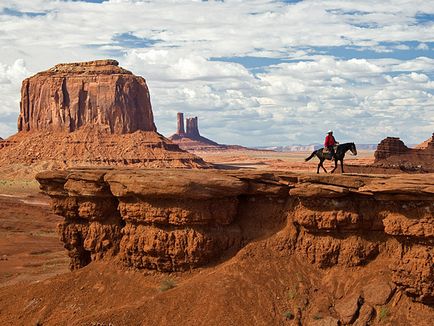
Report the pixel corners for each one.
[305,142,357,174]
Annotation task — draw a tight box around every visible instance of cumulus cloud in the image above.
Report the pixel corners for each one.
[0,0,433,144]
[0,59,30,137]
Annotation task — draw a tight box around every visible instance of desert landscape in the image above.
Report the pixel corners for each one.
[0,58,432,326]
[1,1,434,325]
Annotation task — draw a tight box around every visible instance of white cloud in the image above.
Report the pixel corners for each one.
[416,43,429,50]
[0,59,30,138]
[0,0,433,144]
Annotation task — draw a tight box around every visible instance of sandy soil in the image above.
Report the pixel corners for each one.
[199,149,408,174]
[0,181,68,287]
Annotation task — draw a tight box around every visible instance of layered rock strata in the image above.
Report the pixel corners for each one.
[374,137,409,161]
[169,112,227,150]
[374,135,434,171]
[18,59,156,134]
[37,169,434,306]
[0,60,207,170]
[416,133,434,149]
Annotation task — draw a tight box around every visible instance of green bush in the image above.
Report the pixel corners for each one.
[283,310,293,320]
[159,278,176,292]
[378,306,389,322]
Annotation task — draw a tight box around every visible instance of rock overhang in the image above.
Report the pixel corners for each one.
[36,169,434,305]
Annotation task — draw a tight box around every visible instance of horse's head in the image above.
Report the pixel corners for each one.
[350,142,357,155]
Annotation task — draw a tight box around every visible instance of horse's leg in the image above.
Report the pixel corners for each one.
[341,159,344,173]
[331,159,337,173]
[320,159,327,173]
[317,161,320,174]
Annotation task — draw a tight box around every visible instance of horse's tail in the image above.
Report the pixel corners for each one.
[305,151,316,162]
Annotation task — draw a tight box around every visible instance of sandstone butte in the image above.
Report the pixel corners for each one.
[0,169,432,325]
[0,60,207,176]
[374,134,434,172]
[169,112,247,151]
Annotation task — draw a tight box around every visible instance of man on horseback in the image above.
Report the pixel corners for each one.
[324,130,338,159]
[305,135,357,174]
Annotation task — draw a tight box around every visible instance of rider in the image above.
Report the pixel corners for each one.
[324,130,338,158]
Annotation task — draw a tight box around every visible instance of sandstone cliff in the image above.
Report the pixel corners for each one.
[0,169,433,325]
[416,133,434,150]
[374,137,409,161]
[36,169,434,312]
[374,135,434,171]
[18,59,156,134]
[0,60,207,173]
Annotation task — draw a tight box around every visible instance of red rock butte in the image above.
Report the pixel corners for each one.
[0,60,207,174]
[18,59,156,134]
[374,134,434,171]
[169,112,246,151]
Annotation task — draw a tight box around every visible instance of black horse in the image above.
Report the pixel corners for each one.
[305,142,357,174]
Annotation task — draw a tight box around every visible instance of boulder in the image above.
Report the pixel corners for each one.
[335,293,363,324]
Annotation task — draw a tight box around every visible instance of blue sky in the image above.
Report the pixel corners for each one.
[0,0,433,146]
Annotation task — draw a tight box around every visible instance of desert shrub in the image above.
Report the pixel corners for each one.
[287,285,298,300]
[378,306,389,322]
[313,314,322,320]
[283,310,294,320]
[159,278,176,292]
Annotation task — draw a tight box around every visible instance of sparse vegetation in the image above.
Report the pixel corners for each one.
[159,278,176,292]
[313,314,322,320]
[287,284,298,300]
[378,306,389,322]
[283,310,294,320]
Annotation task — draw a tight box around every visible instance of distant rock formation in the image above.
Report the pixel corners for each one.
[0,60,208,174]
[169,112,225,150]
[176,112,186,135]
[415,133,434,149]
[374,134,434,171]
[374,137,410,161]
[18,59,156,134]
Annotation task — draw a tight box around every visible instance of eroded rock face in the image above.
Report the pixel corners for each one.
[374,134,434,171]
[169,112,226,150]
[37,170,434,306]
[18,60,156,134]
[374,137,409,161]
[0,60,207,170]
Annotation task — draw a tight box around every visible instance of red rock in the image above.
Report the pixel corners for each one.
[415,133,434,149]
[353,304,374,326]
[374,134,434,171]
[0,60,208,171]
[335,293,363,324]
[374,137,409,161]
[18,59,156,134]
[169,112,227,150]
[176,112,185,135]
[363,281,395,305]
[36,170,434,304]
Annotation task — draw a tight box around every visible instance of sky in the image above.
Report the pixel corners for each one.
[0,0,433,146]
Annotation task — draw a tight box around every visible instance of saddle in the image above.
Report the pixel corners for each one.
[322,145,338,159]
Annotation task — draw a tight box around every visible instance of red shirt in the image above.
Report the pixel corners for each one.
[324,135,336,147]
